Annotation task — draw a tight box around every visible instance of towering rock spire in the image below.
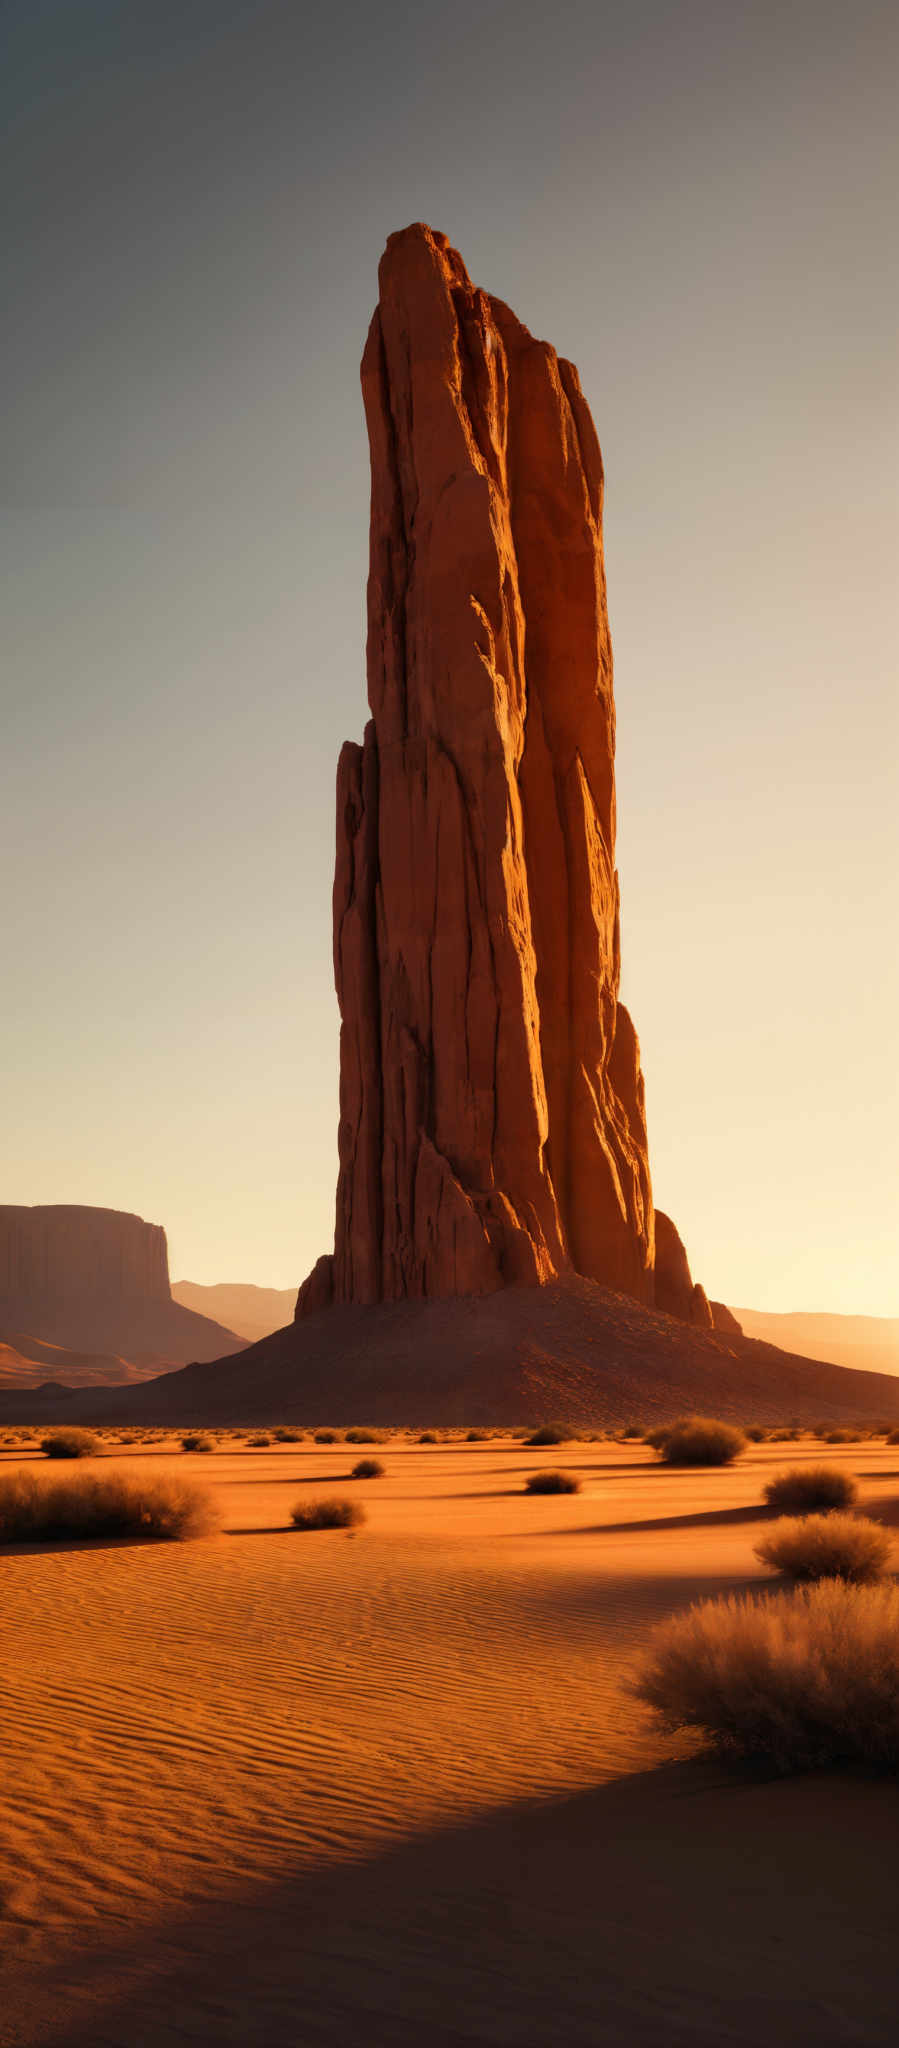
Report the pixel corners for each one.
[300,224,679,1315]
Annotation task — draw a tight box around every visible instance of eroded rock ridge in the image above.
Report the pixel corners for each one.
[300,225,701,1319]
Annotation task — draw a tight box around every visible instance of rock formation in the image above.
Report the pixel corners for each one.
[0,1205,170,1303]
[0,1205,246,1372]
[299,224,703,1322]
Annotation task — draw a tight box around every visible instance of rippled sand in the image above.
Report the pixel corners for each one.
[3,1434,898,2045]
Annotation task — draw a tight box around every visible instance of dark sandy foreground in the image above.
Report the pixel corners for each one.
[3,1435,898,2046]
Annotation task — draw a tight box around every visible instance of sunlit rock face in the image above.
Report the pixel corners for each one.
[300,225,699,1319]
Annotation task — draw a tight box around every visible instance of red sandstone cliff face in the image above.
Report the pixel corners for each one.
[299,225,691,1317]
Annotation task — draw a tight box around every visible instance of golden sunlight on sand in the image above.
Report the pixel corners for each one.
[3,1434,898,2045]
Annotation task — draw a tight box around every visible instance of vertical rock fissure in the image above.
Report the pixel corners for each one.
[298,224,706,1325]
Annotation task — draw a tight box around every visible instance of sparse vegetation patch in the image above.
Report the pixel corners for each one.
[755,1513,891,1585]
[0,1470,217,1543]
[651,1417,746,1466]
[351,1457,384,1479]
[290,1497,365,1530]
[40,1430,100,1460]
[525,1469,581,1495]
[763,1466,857,1516]
[636,1580,899,1770]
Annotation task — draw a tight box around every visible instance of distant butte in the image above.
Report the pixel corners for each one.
[299,223,716,1331]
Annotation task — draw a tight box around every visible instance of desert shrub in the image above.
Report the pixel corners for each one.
[418,1432,438,1444]
[465,1429,488,1442]
[40,1430,100,1460]
[745,1426,767,1442]
[755,1513,892,1585]
[618,1423,644,1440]
[246,1434,272,1447]
[314,1429,338,1443]
[524,1469,581,1495]
[644,1425,672,1450]
[770,1427,801,1441]
[345,1427,381,1444]
[290,1496,364,1530]
[181,1433,214,1453]
[763,1465,857,1516]
[0,1470,216,1543]
[635,1580,899,1770]
[351,1457,384,1479]
[274,1428,303,1442]
[886,1429,899,1446]
[825,1428,861,1444]
[653,1417,746,1467]
[524,1425,568,1447]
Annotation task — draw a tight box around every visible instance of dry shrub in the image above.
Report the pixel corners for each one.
[418,1432,438,1444]
[745,1426,767,1442]
[755,1512,892,1585]
[181,1433,214,1453]
[314,1429,338,1443]
[290,1496,364,1530]
[246,1434,272,1447]
[40,1430,99,1460]
[825,1427,861,1444]
[345,1427,381,1444]
[525,1425,568,1447]
[635,1580,899,1769]
[274,1428,303,1442]
[351,1457,384,1479]
[653,1417,746,1466]
[525,1469,581,1495]
[763,1465,857,1515]
[0,1469,217,1543]
[886,1429,899,1446]
[465,1429,488,1442]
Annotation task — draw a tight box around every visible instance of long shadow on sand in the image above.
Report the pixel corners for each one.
[23,1758,899,2048]
[550,1502,777,1538]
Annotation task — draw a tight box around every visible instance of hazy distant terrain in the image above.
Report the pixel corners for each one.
[6,1279,899,1430]
[732,1309,899,1378]
[172,1281,296,1344]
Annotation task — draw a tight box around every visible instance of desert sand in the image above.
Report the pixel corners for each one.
[3,1431,898,2045]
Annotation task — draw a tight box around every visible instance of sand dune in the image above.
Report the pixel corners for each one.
[2,1433,898,2044]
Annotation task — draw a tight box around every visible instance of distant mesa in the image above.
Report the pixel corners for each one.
[297,222,716,1330]
[0,1205,246,1389]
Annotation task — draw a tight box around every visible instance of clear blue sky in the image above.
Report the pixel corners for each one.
[3,0,897,1310]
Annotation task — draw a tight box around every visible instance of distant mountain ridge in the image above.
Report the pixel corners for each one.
[172,1281,296,1345]
[731,1309,898,1379]
[0,1205,246,1388]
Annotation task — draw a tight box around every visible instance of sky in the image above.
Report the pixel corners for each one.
[2,0,897,1313]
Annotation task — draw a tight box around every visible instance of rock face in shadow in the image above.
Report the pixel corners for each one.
[300,223,690,1318]
[0,1206,246,1378]
[0,1203,170,1303]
